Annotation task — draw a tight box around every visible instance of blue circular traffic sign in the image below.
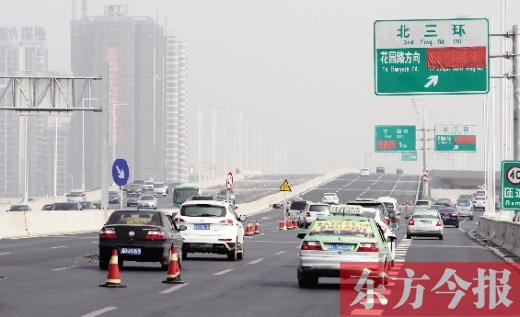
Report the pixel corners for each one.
[112,159,130,186]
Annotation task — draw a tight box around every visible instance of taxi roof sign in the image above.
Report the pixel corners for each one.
[279,179,291,192]
[329,204,363,216]
[414,205,431,210]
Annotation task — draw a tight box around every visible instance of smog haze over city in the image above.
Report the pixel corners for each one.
[0,0,515,198]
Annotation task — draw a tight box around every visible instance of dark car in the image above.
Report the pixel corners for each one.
[439,207,459,227]
[79,201,96,210]
[376,167,385,173]
[52,202,82,210]
[98,210,186,270]
[127,184,143,194]
[7,204,32,212]
[93,202,102,209]
[109,191,119,204]
[434,198,451,207]
[41,204,54,211]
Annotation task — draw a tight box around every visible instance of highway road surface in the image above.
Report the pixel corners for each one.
[0,172,497,317]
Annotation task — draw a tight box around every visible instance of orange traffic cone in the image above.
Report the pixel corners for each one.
[293,218,299,228]
[245,221,254,236]
[100,249,127,288]
[254,220,260,234]
[279,219,285,230]
[287,218,294,230]
[162,247,184,284]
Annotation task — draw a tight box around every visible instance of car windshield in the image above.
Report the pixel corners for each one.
[107,211,162,225]
[415,201,430,205]
[475,197,485,201]
[361,168,369,172]
[290,201,308,210]
[128,193,140,198]
[69,192,83,197]
[309,205,329,212]
[412,212,439,219]
[383,202,394,209]
[128,184,140,189]
[362,210,377,218]
[154,183,165,188]
[308,219,375,237]
[174,188,199,204]
[141,196,154,200]
[9,205,29,211]
[53,203,79,210]
[181,205,226,217]
[109,191,117,195]
[133,180,145,185]
[324,193,336,197]
[431,205,443,210]
[145,181,153,185]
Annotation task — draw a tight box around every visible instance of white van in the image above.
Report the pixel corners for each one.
[378,196,400,219]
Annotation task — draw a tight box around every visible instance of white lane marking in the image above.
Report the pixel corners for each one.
[0,252,11,255]
[51,246,67,249]
[159,283,189,294]
[410,244,483,249]
[81,307,118,317]
[247,240,300,244]
[52,265,80,271]
[248,258,264,264]
[275,251,286,255]
[213,269,233,275]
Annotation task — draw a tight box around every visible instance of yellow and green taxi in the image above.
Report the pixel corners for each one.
[296,213,396,288]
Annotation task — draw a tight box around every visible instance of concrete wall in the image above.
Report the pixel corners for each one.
[0,167,359,238]
[477,215,520,257]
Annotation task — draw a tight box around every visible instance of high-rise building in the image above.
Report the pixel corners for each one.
[0,26,59,198]
[69,5,188,188]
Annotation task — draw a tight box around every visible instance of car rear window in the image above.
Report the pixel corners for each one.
[309,219,375,237]
[290,201,308,210]
[309,205,329,212]
[383,202,394,209]
[181,205,226,217]
[412,212,439,219]
[415,201,430,205]
[475,197,485,200]
[107,212,162,225]
[324,193,336,196]
[457,201,471,207]
[439,208,456,213]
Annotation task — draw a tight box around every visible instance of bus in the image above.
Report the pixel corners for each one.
[172,183,202,209]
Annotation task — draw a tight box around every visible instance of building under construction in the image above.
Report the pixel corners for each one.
[69,3,189,187]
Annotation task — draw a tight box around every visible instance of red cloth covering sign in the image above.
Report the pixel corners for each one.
[378,141,396,150]
[341,261,520,317]
[427,47,486,69]
[455,136,476,145]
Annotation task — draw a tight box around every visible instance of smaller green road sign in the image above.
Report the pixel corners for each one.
[374,125,416,152]
[434,124,477,152]
[501,161,520,210]
[401,151,418,161]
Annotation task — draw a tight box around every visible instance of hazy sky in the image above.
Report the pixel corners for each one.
[0,0,516,175]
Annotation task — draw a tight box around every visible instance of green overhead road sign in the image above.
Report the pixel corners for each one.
[374,18,489,96]
[401,151,418,161]
[501,161,520,210]
[375,125,416,152]
[434,124,477,152]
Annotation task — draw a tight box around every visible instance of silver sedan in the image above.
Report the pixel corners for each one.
[138,195,158,209]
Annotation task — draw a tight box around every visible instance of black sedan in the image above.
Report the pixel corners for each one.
[99,210,186,270]
[438,207,459,228]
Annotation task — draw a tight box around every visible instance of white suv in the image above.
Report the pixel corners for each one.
[174,200,247,261]
[473,196,486,211]
[321,193,339,205]
[67,189,86,202]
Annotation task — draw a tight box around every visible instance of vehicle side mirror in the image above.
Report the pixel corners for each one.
[178,225,187,231]
[405,215,410,219]
[239,215,247,222]
[297,233,306,239]
[388,236,397,242]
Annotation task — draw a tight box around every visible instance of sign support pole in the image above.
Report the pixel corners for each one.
[513,25,520,161]
[422,101,429,200]
[283,192,287,230]
[101,63,109,210]
[119,186,123,210]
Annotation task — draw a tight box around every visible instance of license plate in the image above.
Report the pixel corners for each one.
[442,216,449,220]
[120,248,141,255]
[418,227,434,231]
[419,220,431,224]
[194,224,210,230]
[327,244,354,251]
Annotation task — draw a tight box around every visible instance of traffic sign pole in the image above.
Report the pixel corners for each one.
[119,186,123,210]
[283,192,287,230]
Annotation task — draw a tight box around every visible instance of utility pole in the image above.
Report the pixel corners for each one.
[198,104,202,181]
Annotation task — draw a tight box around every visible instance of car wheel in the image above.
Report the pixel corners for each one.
[160,257,170,271]
[154,207,157,210]
[227,245,238,261]
[237,242,244,260]
[126,204,130,207]
[406,234,412,239]
[439,235,444,240]
[99,258,109,270]
[297,270,318,288]
[470,217,474,221]
[455,224,459,228]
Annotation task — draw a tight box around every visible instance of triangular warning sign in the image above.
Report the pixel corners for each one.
[279,179,291,192]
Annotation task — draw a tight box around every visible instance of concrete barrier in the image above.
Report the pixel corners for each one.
[0,168,359,238]
[477,216,520,257]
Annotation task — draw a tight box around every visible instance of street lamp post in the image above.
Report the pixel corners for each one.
[82,98,98,192]
[69,174,73,191]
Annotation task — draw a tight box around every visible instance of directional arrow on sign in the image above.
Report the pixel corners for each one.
[116,165,125,179]
[424,75,439,88]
